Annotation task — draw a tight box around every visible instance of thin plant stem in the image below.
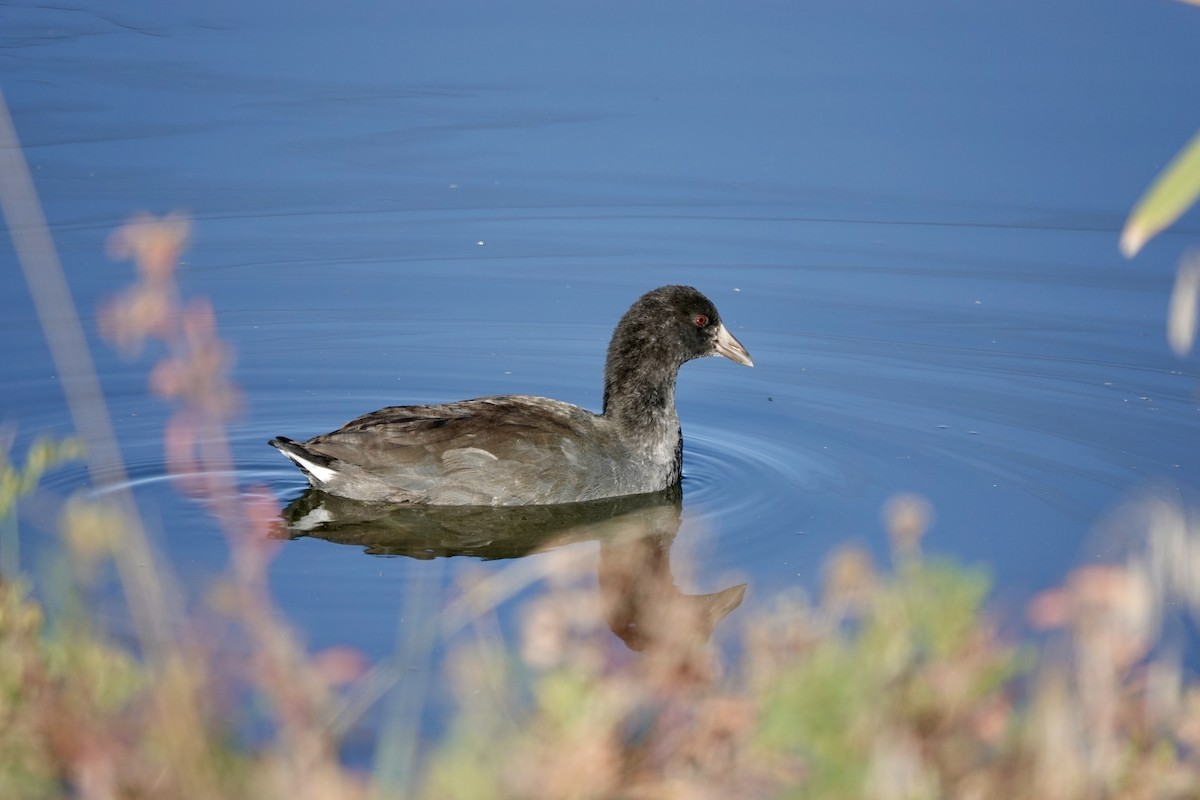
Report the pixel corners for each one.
[0,86,178,655]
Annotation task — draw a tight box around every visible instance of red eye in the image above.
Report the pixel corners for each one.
[694,314,708,327]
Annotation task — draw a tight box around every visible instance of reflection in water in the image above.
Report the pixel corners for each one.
[279,485,746,652]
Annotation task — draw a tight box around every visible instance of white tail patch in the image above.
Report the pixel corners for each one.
[285,451,338,484]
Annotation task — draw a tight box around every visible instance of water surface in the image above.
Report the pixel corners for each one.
[5,0,1200,757]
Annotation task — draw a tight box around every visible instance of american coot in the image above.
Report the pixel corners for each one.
[269,285,752,505]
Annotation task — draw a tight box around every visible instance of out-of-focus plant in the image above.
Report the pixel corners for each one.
[0,205,374,799]
[419,496,1013,800]
[0,436,82,523]
[446,496,1200,800]
[1023,493,1200,799]
[97,213,368,799]
[418,491,1200,800]
[1120,7,1200,356]
[0,435,82,576]
[1121,129,1200,259]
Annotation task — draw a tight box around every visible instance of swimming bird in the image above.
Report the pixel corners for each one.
[269,285,752,505]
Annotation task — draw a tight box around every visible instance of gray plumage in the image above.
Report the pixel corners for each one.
[269,285,752,505]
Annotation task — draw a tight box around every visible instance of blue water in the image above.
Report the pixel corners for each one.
[5,0,1200,761]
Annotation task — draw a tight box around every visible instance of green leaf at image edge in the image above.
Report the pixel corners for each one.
[1121,129,1200,257]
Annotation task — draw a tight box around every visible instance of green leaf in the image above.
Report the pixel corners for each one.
[1121,129,1200,257]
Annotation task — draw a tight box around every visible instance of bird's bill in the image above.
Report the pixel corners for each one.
[714,323,754,367]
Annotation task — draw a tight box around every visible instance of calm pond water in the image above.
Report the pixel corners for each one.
[5,0,1200,758]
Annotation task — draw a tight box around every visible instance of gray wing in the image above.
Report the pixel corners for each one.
[300,396,627,505]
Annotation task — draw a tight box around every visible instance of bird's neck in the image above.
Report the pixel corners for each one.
[601,357,682,441]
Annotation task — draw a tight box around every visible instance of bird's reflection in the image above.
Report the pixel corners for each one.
[279,485,746,652]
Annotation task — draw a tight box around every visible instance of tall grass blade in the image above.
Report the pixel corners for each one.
[1121,129,1200,257]
[0,87,176,653]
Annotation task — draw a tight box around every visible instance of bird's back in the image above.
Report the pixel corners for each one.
[272,395,674,505]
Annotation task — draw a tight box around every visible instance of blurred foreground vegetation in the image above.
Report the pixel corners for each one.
[5,427,1200,798]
